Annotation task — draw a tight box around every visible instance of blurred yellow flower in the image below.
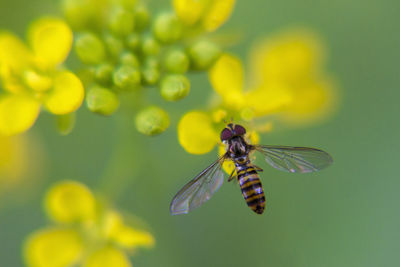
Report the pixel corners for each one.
[0,17,84,136]
[24,227,83,267]
[45,181,97,224]
[249,29,337,124]
[178,111,219,155]
[84,246,131,267]
[103,211,155,249]
[173,0,235,32]
[24,180,155,267]
[178,29,337,155]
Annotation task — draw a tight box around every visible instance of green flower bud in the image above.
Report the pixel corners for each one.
[188,40,221,70]
[134,5,150,31]
[135,106,170,135]
[163,49,189,73]
[160,74,190,101]
[120,52,140,67]
[94,63,114,85]
[153,12,182,44]
[113,65,141,90]
[142,67,160,85]
[108,7,135,36]
[62,0,93,30]
[142,56,160,85]
[141,36,160,56]
[104,34,124,59]
[56,113,76,135]
[126,33,141,51]
[117,0,137,9]
[144,56,160,69]
[75,33,106,64]
[86,85,120,115]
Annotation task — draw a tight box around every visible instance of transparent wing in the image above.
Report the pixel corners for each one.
[254,145,333,173]
[170,156,226,215]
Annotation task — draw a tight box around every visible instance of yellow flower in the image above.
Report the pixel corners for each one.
[24,227,83,267]
[178,29,337,155]
[24,180,155,267]
[102,211,155,249]
[178,111,219,155]
[248,29,337,124]
[45,181,97,224]
[84,246,131,267]
[173,0,235,32]
[0,17,84,136]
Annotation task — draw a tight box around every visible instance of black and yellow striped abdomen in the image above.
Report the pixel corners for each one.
[236,162,265,214]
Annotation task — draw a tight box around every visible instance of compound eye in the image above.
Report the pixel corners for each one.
[234,124,246,135]
[220,128,233,141]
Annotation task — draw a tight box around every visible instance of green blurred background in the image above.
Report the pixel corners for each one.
[1,0,399,266]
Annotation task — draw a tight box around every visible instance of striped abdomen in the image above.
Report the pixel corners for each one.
[236,162,265,214]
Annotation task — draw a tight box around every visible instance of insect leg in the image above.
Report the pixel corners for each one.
[253,165,264,172]
[227,169,237,182]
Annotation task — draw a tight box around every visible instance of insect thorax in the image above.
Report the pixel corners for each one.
[227,136,251,163]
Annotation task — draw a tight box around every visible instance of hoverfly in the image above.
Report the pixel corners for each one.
[170,123,333,215]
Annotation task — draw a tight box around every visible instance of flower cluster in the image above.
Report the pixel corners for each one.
[0,18,84,136]
[0,0,235,136]
[24,180,154,267]
[61,0,235,135]
[178,29,337,157]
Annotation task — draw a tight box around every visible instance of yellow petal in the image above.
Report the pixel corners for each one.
[250,30,323,84]
[24,227,83,267]
[45,180,97,223]
[44,71,84,115]
[103,211,155,249]
[209,53,244,107]
[245,83,293,116]
[28,17,73,67]
[0,70,26,94]
[281,78,337,124]
[247,130,260,144]
[178,111,218,155]
[211,108,228,123]
[0,64,27,94]
[0,32,32,71]
[84,246,131,267]
[0,95,40,136]
[218,144,235,175]
[24,70,53,92]
[113,226,155,249]
[102,210,123,236]
[202,0,235,32]
[173,0,207,25]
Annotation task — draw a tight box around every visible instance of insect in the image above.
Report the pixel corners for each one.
[170,123,333,215]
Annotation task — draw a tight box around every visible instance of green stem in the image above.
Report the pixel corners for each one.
[96,113,142,202]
